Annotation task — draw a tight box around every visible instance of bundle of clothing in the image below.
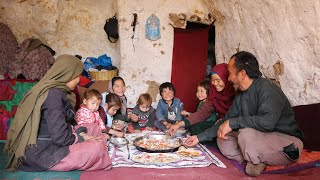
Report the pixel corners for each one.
[0,23,55,80]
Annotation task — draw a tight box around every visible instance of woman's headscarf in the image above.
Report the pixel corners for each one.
[209,63,236,119]
[108,76,127,115]
[5,54,84,171]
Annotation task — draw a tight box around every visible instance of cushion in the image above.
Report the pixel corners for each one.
[293,103,320,151]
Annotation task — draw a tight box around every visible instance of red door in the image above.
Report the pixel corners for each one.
[171,27,209,112]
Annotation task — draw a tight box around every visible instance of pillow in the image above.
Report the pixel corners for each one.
[293,103,320,151]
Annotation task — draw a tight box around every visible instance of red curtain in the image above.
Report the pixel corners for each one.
[171,27,209,112]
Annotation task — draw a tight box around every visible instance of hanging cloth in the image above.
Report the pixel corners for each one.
[146,14,160,41]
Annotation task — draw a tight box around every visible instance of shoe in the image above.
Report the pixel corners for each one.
[245,161,266,177]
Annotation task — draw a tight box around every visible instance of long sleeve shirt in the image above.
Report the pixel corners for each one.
[184,100,216,126]
[197,78,304,142]
[75,104,106,130]
[132,105,155,129]
[156,98,184,123]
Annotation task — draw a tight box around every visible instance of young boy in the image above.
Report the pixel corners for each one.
[155,82,184,131]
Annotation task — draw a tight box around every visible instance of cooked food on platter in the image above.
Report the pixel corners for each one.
[132,153,181,165]
[133,134,182,153]
[177,149,202,157]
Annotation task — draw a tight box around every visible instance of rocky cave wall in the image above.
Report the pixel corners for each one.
[1,0,319,107]
[208,0,320,106]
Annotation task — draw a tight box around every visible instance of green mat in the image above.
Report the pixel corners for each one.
[0,142,82,180]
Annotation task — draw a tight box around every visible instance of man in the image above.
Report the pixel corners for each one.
[217,51,303,176]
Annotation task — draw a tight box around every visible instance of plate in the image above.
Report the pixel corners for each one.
[131,152,181,165]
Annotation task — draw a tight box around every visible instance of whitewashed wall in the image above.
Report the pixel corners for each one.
[116,0,212,107]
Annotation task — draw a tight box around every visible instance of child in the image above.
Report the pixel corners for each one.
[75,89,106,132]
[103,93,125,137]
[181,80,217,135]
[128,93,156,133]
[155,82,184,131]
[101,76,131,122]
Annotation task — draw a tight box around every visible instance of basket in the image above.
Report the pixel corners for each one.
[89,69,118,81]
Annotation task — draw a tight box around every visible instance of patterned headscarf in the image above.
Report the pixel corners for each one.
[5,54,84,171]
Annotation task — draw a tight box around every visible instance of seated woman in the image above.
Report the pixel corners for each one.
[169,63,235,146]
[5,55,112,172]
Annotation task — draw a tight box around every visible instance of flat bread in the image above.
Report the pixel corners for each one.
[177,149,202,157]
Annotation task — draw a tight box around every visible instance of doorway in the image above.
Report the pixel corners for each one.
[171,22,215,112]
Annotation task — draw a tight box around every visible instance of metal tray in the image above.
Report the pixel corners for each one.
[133,134,182,153]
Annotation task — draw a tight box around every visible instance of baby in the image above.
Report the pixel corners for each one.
[128,93,155,133]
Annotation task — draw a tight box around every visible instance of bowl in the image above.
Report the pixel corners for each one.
[110,137,129,148]
[112,119,128,132]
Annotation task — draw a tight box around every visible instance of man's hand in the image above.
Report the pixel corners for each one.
[130,114,139,122]
[183,135,199,147]
[217,120,232,140]
[168,121,184,136]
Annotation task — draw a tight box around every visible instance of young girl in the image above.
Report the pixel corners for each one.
[103,93,125,137]
[181,80,217,135]
[128,93,155,133]
[101,76,131,122]
[155,82,184,131]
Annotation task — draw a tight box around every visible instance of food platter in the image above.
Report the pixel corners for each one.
[131,152,181,165]
[133,134,182,153]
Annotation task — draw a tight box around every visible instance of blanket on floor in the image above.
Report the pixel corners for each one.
[206,146,320,174]
[109,132,226,169]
